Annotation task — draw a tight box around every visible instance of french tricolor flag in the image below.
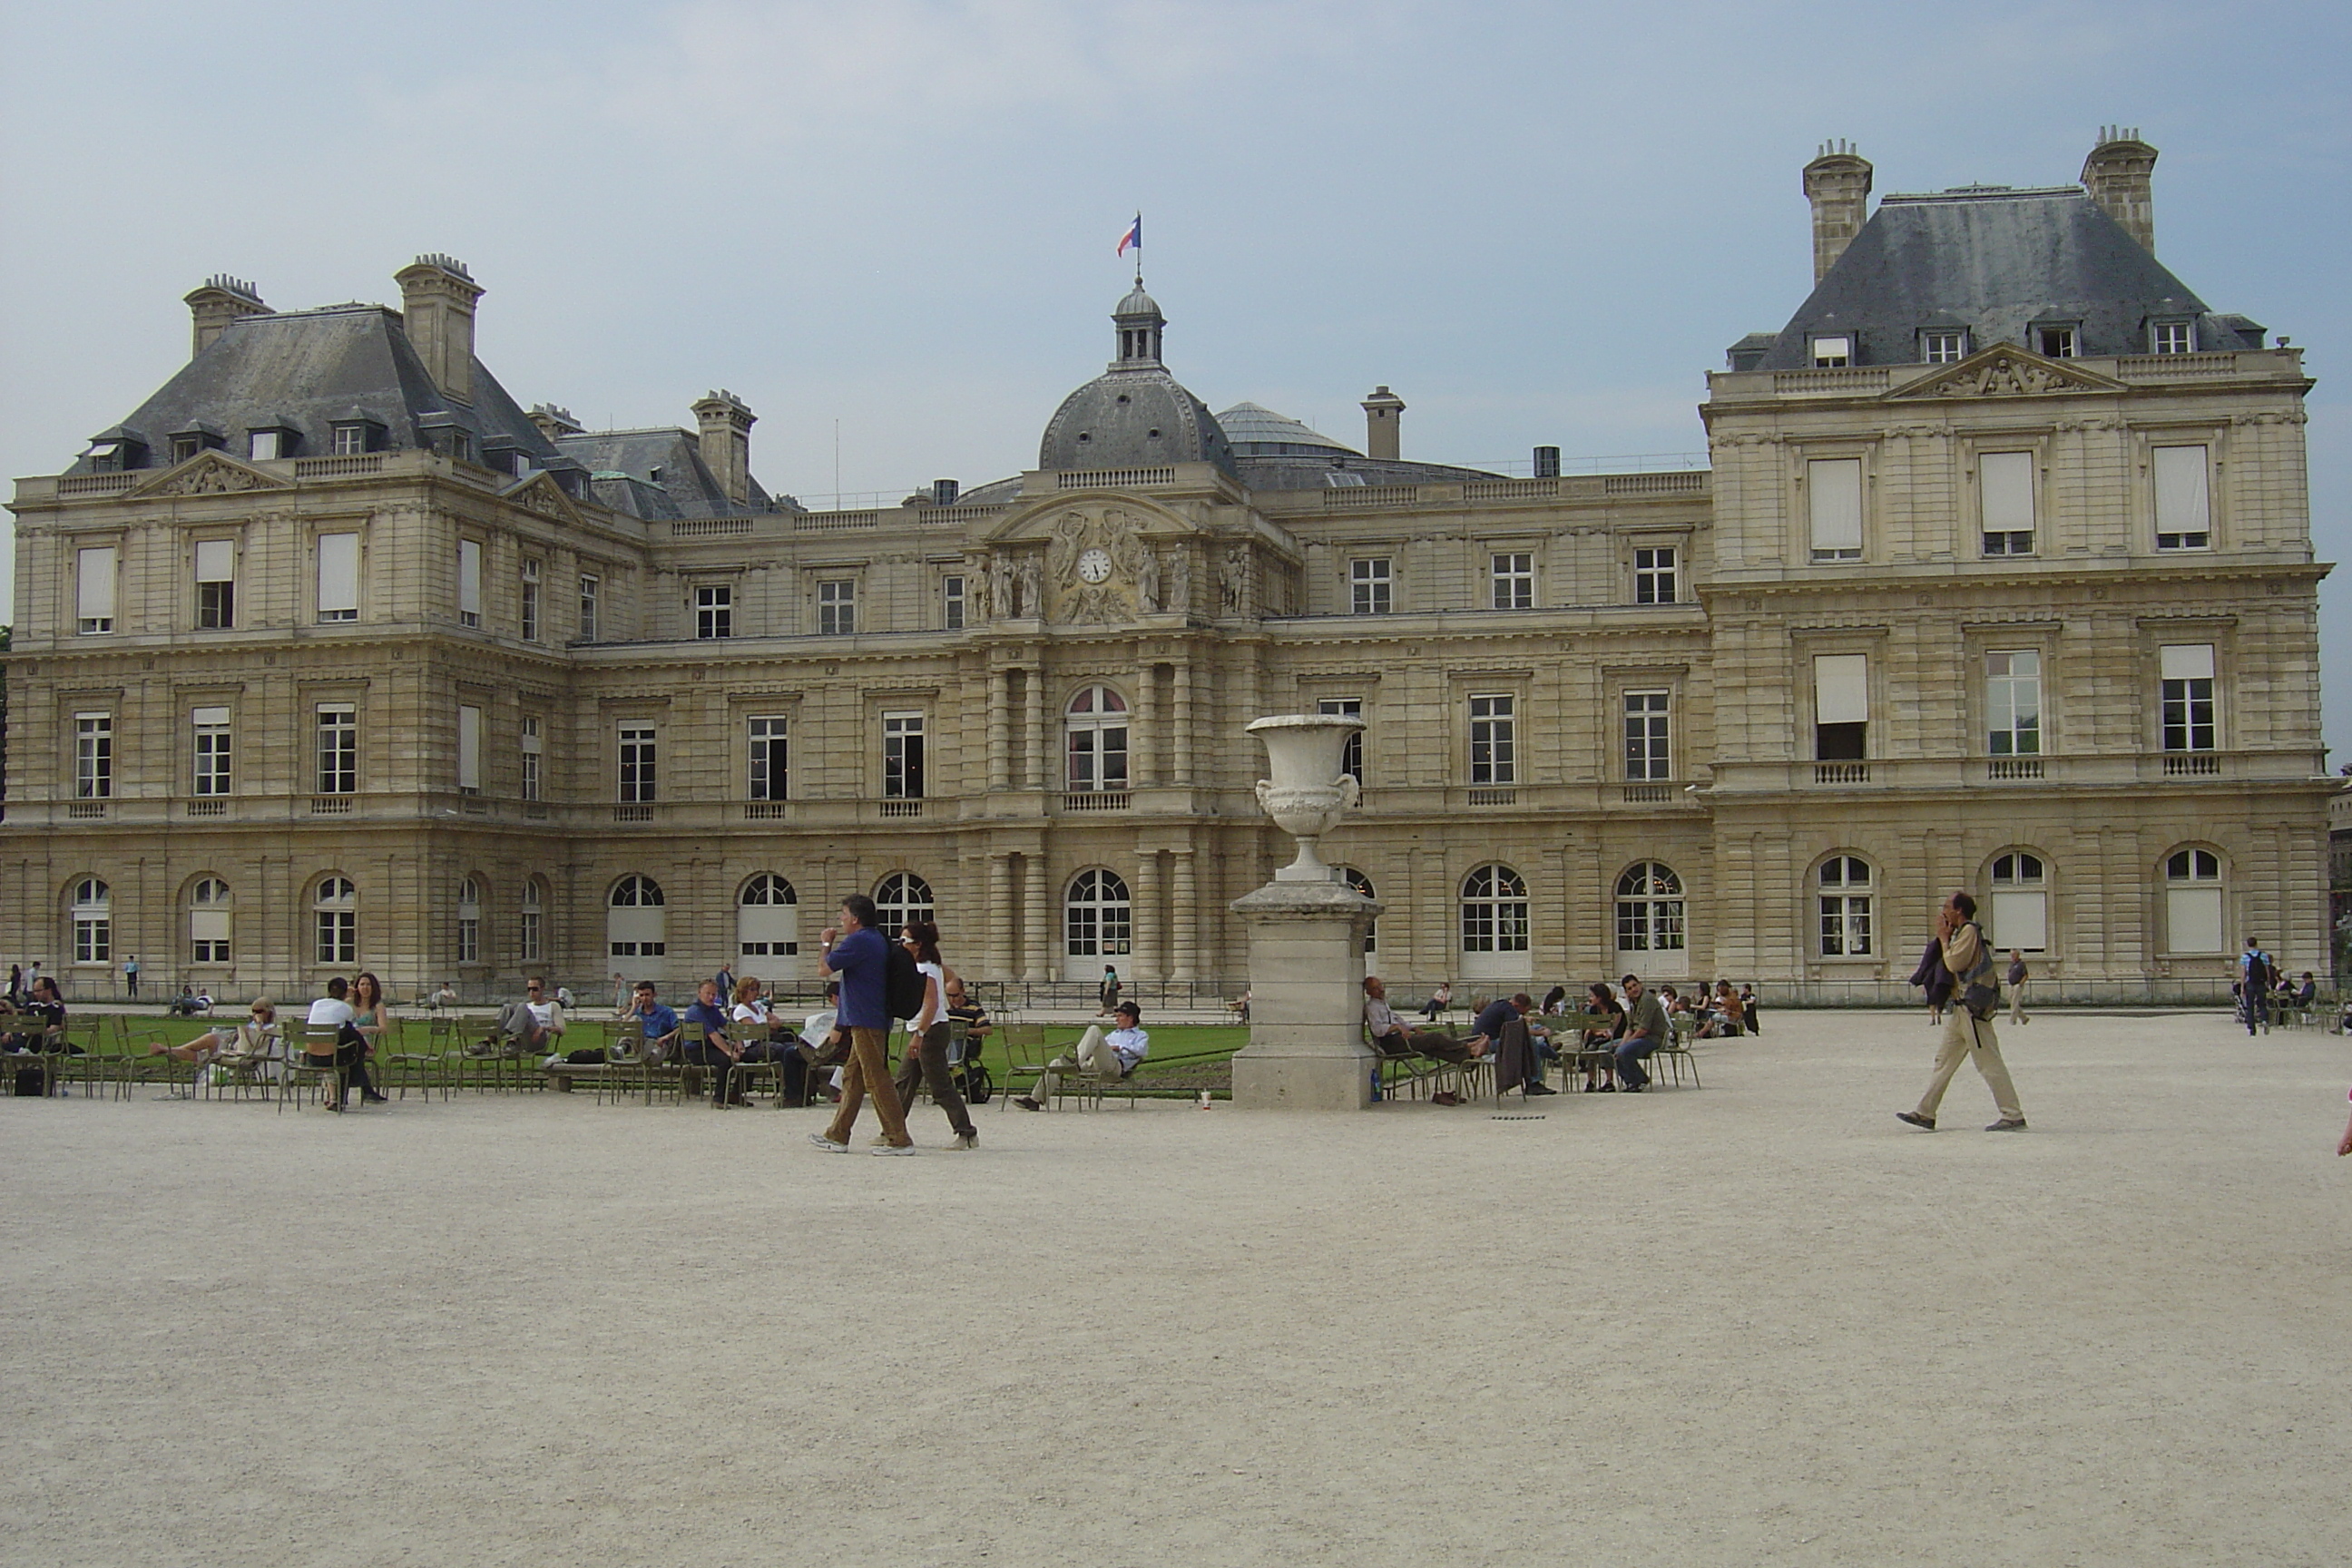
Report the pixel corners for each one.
[1115,213,1142,258]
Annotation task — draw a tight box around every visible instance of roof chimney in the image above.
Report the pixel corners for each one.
[183,275,270,358]
[529,403,583,442]
[1802,141,1873,285]
[1361,386,1405,461]
[2081,127,2158,252]
[395,254,483,405]
[691,389,756,507]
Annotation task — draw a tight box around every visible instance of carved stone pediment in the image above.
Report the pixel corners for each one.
[1886,343,2125,401]
[975,497,1198,622]
[130,452,292,498]
[501,472,584,525]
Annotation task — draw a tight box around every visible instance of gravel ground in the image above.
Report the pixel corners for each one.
[5,1010,2348,1567]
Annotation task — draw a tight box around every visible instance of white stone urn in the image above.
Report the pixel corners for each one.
[1248,714,1365,882]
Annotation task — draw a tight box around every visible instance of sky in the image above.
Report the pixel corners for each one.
[3,0,2347,753]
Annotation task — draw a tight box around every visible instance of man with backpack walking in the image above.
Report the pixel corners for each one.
[808,894,915,1154]
[1896,891,2027,1133]
[2239,939,2274,1036]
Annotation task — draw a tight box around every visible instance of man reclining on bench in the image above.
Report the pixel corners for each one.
[1015,1002,1148,1110]
[476,976,566,1058]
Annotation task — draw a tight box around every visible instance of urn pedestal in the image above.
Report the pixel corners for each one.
[1229,715,1383,1112]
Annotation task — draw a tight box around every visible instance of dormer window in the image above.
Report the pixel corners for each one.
[2034,324,2078,358]
[247,426,297,462]
[330,419,384,456]
[1921,330,1968,364]
[2150,320,2195,355]
[83,428,149,472]
[1809,335,1852,368]
[170,424,227,463]
[481,439,527,477]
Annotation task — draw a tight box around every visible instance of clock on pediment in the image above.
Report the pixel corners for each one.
[1077,546,1113,583]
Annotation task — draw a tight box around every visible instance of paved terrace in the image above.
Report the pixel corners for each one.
[5,1011,2347,1566]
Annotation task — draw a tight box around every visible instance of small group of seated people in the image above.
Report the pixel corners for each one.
[305,974,387,1111]
[477,976,567,1058]
[1694,980,1749,1038]
[3,977,70,1095]
[169,985,214,1017]
[1014,1001,1147,1110]
[1366,980,1553,1097]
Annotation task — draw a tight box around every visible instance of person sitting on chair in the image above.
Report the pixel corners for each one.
[730,976,808,1105]
[429,979,460,1012]
[1362,975,1485,1063]
[622,981,681,1063]
[1612,974,1671,1093]
[1015,1002,1148,1110]
[1474,993,1556,1097]
[681,979,741,1108]
[1418,981,1454,1022]
[149,1000,282,1090]
[477,976,566,1058]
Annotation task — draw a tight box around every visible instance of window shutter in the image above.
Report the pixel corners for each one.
[1807,458,1863,550]
[318,534,359,614]
[1813,654,1869,724]
[194,539,235,583]
[192,705,230,727]
[457,705,482,789]
[2159,643,2214,681]
[2166,887,2223,954]
[2153,446,2210,533]
[1980,452,2034,531]
[191,910,230,943]
[77,546,117,622]
[1988,890,2047,952]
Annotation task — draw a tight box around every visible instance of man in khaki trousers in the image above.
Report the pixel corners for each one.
[1897,892,2027,1132]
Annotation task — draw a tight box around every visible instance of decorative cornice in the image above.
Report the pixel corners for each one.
[1886,344,2126,401]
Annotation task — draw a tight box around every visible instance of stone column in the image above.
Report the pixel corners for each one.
[1132,849,1161,979]
[1172,663,1194,785]
[1171,846,1199,982]
[1024,853,1052,982]
[1132,667,1157,789]
[987,668,1010,793]
[986,852,1013,978]
[1024,670,1047,791]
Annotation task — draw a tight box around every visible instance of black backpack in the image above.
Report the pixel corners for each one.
[886,945,926,1021]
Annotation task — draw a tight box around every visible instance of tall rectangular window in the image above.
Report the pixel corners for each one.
[1623,691,1671,780]
[1349,558,1392,615]
[519,885,543,963]
[1317,698,1364,785]
[2153,445,2210,550]
[2160,644,2216,752]
[1468,694,1514,785]
[519,558,542,642]
[942,574,966,631]
[1808,458,1864,561]
[195,539,236,629]
[577,573,601,641]
[1986,652,2042,756]
[456,704,483,792]
[1633,547,1677,604]
[75,546,116,633]
[192,706,232,796]
[1980,451,2035,555]
[316,705,358,794]
[883,711,925,799]
[457,539,483,628]
[1490,552,1534,610]
[519,716,542,801]
[818,579,857,635]
[618,725,657,803]
[695,583,732,639]
[317,533,359,622]
[1813,653,1868,760]
[749,716,789,800]
[74,713,113,799]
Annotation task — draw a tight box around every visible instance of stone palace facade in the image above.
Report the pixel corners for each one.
[4,133,2333,999]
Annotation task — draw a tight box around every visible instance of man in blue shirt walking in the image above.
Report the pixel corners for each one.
[809,895,914,1154]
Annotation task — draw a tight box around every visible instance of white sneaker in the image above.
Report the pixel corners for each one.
[946,1132,978,1152]
[871,1142,916,1157]
[807,1132,850,1153]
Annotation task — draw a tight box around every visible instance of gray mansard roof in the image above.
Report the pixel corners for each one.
[70,304,562,472]
[554,428,775,520]
[1756,186,2262,370]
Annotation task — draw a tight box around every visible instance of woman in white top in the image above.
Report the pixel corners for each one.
[888,920,976,1150]
[730,975,808,1104]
